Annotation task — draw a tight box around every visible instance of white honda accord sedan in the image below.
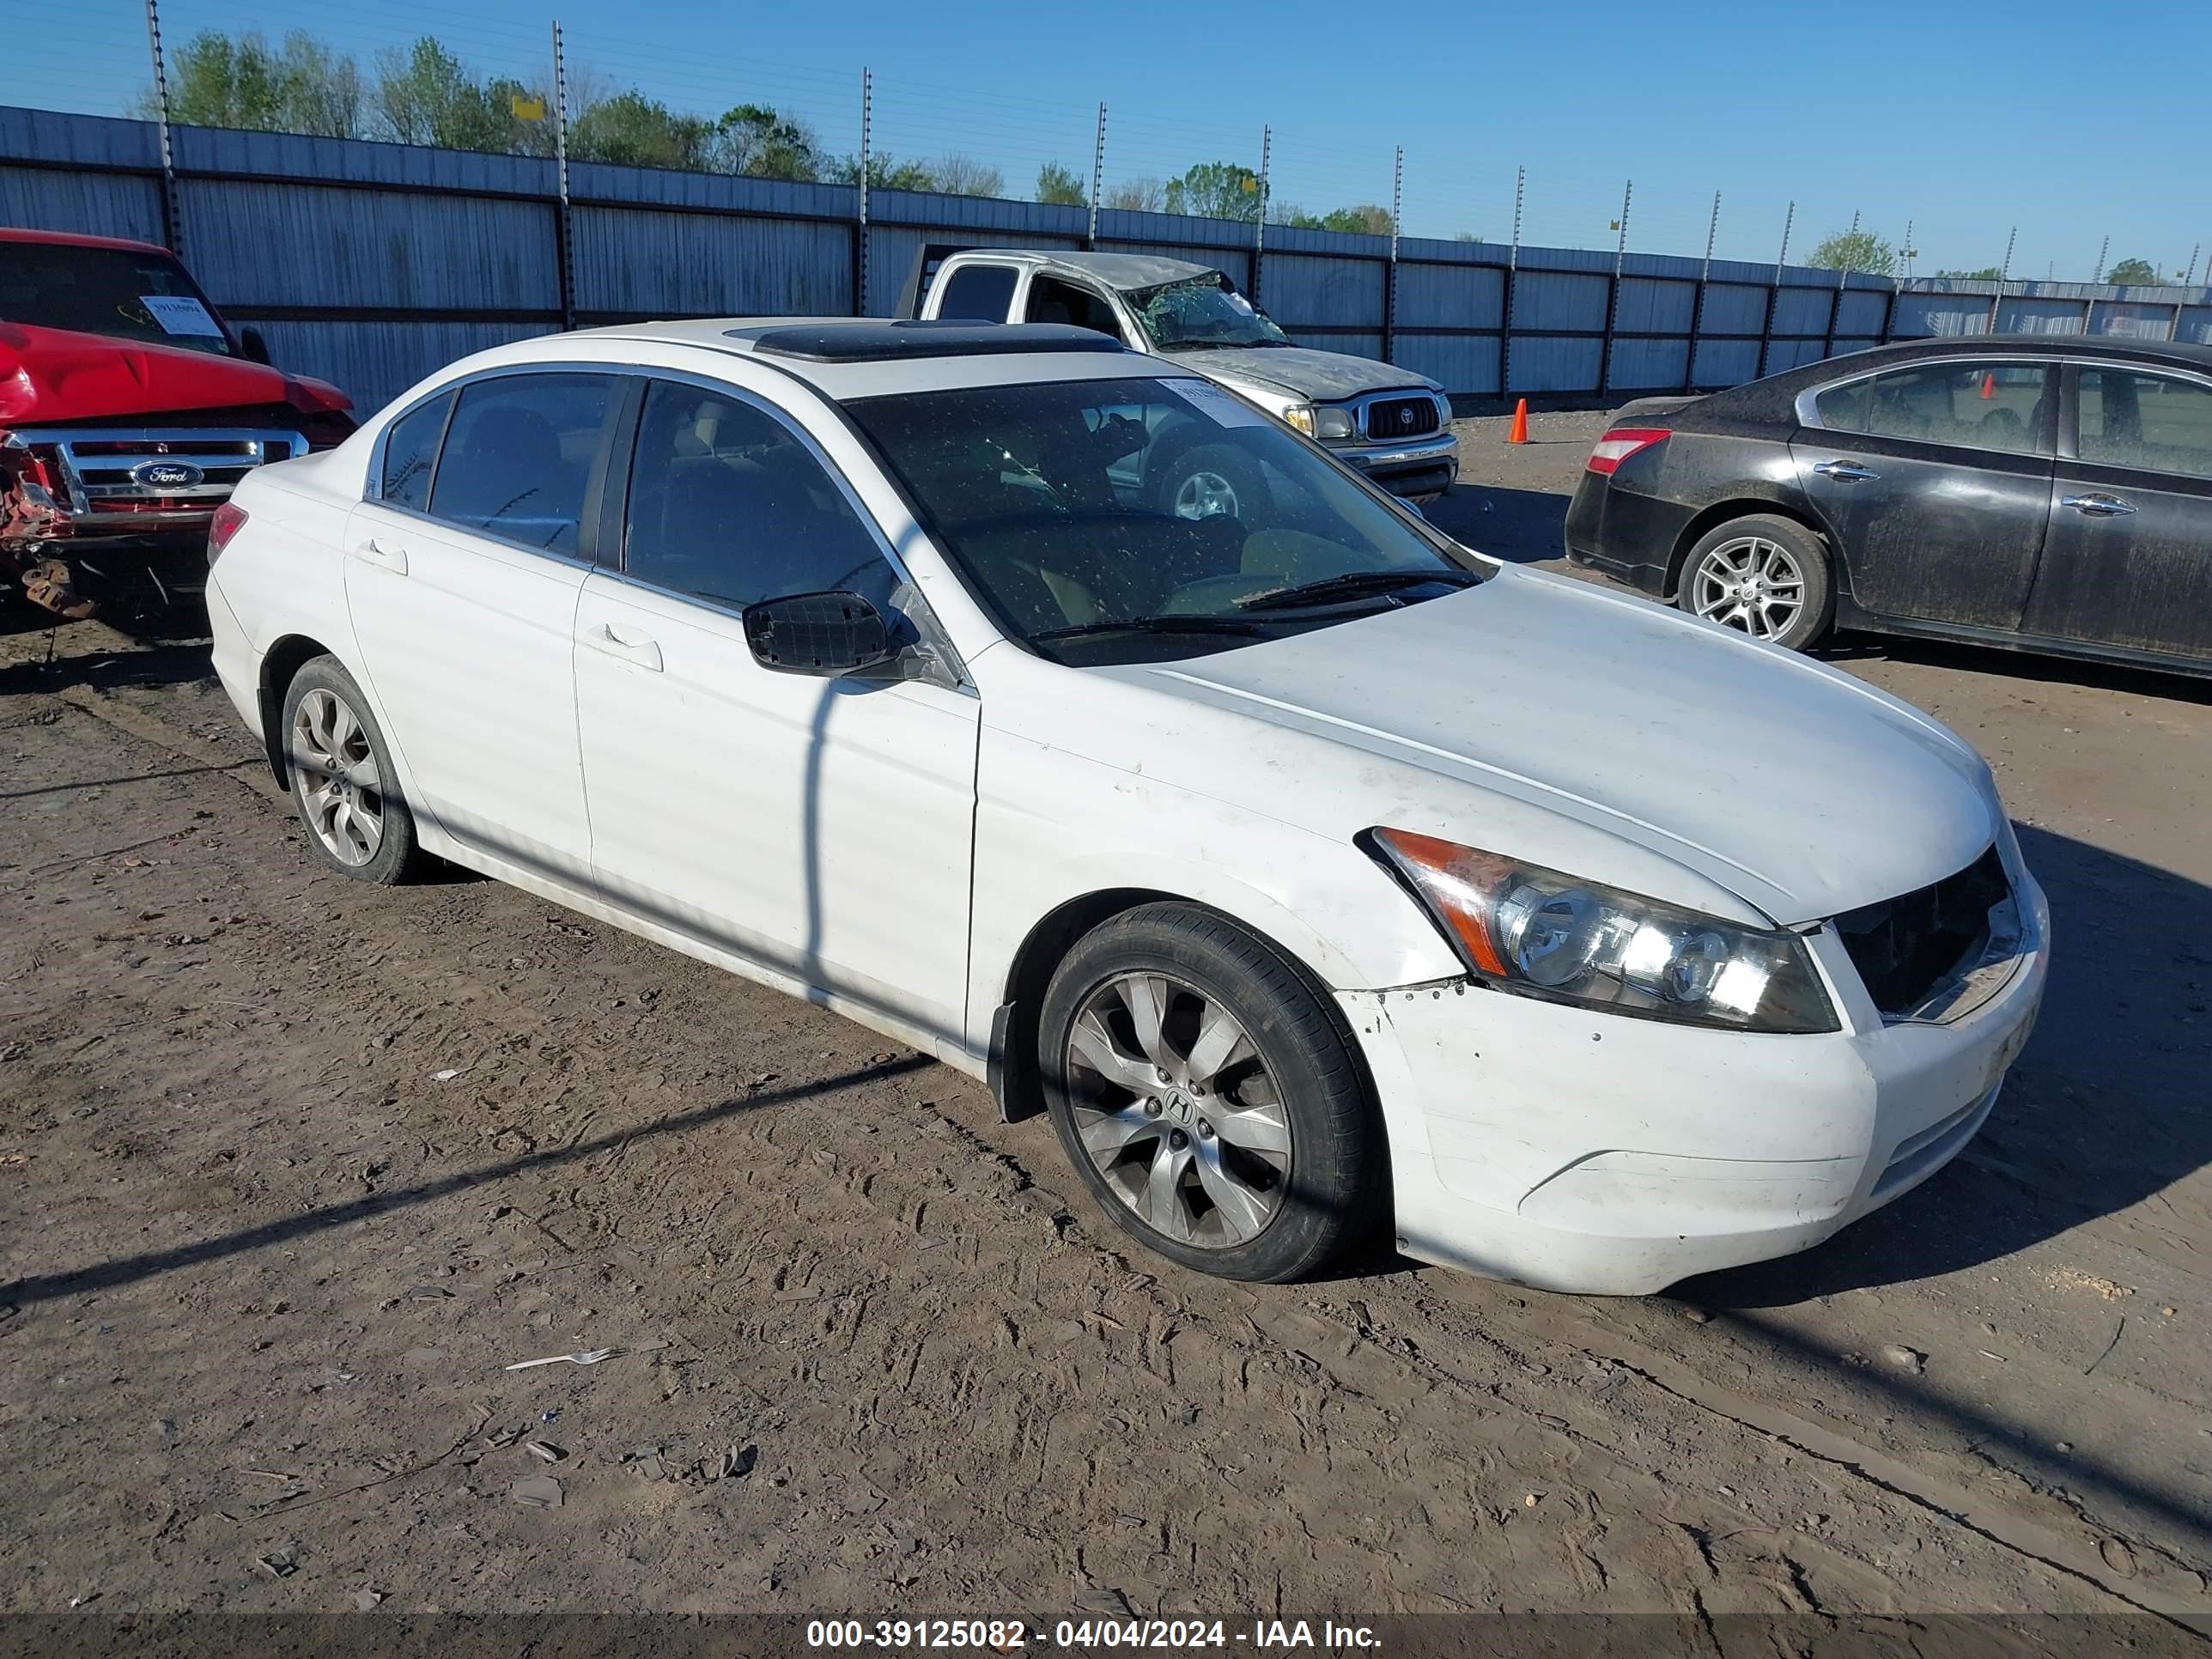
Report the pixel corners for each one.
[204,319,2047,1294]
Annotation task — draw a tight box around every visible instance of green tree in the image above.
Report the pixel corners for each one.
[1806,229,1896,276]
[1934,265,2002,281]
[1277,204,1394,235]
[832,150,939,191]
[712,105,820,180]
[1164,161,1261,222]
[2105,256,2159,284]
[568,91,714,170]
[372,38,539,153]
[140,29,366,138]
[1036,161,1087,206]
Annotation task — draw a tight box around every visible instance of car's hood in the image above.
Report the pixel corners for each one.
[1090,570,1999,927]
[1163,344,1438,403]
[0,322,340,425]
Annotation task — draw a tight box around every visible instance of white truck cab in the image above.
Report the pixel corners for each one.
[900,246,1459,503]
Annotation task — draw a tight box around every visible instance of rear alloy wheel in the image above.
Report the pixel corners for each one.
[1040,902,1379,1282]
[1678,514,1833,651]
[281,656,423,884]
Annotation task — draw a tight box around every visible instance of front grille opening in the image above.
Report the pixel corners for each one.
[1834,846,2008,1015]
[1365,396,1441,440]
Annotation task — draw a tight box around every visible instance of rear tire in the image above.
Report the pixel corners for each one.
[1039,902,1380,1282]
[1676,513,1833,651]
[280,655,424,885]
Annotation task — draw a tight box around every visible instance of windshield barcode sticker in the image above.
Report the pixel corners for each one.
[139,295,224,338]
[1166,379,1266,428]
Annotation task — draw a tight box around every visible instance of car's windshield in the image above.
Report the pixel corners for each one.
[0,241,235,357]
[846,375,1484,666]
[1129,276,1289,351]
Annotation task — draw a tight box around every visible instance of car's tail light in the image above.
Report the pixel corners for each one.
[206,501,249,566]
[1584,428,1670,475]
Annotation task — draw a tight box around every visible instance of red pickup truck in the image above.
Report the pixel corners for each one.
[1,227,356,617]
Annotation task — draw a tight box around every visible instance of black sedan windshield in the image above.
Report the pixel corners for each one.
[847,376,1481,665]
[0,242,236,356]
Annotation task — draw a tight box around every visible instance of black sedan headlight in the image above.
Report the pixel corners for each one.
[1368,828,1838,1034]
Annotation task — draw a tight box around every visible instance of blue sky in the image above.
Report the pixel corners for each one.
[11,0,2208,280]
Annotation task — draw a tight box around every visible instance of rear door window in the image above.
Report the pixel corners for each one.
[934,263,1019,322]
[428,374,617,556]
[2076,369,2212,480]
[1844,362,2051,454]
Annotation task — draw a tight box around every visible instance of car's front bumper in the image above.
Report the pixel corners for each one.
[1343,865,2049,1296]
[1338,432,1459,501]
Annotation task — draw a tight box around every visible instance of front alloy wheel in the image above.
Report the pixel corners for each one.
[1039,902,1380,1282]
[1688,535,1806,641]
[1065,969,1291,1248]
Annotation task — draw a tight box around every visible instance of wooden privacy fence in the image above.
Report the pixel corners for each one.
[6,106,2209,412]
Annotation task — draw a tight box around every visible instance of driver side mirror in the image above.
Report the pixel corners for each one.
[743,590,896,677]
[238,326,272,364]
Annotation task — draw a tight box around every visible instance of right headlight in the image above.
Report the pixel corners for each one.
[1311,405,1359,441]
[1367,828,1838,1034]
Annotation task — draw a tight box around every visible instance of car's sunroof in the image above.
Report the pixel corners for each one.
[742,320,1129,363]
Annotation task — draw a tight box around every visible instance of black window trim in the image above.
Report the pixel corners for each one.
[2055,358,2212,476]
[1795,352,2063,459]
[365,362,637,571]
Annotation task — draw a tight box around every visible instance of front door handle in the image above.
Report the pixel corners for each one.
[1812,459,1881,483]
[582,622,663,672]
[2060,493,2136,517]
[356,538,408,574]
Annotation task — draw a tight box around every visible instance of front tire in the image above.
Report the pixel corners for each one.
[1039,903,1381,1282]
[1676,513,1833,650]
[280,655,424,884]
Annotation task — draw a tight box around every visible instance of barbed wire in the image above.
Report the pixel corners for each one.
[3,0,2188,283]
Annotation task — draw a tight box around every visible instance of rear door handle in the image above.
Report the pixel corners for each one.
[356,538,408,574]
[2060,493,2136,517]
[582,622,663,672]
[1812,459,1881,483]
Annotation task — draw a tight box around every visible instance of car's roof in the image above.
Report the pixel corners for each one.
[953,248,1220,291]
[1688,331,2212,429]
[482,317,1176,402]
[0,226,174,256]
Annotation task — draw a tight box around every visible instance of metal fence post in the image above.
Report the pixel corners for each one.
[1384,146,1402,365]
[2185,244,2202,288]
[2093,234,2108,283]
[1986,225,2014,336]
[1251,125,1269,307]
[1760,200,1793,377]
[1501,164,1522,398]
[1686,189,1718,392]
[550,21,576,331]
[143,0,182,257]
[1086,102,1105,252]
[1821,208,1856,361]
[855,68,872,316]
[1598,178,1629,396]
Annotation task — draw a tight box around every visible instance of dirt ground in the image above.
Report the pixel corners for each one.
[3,415,2209,1638]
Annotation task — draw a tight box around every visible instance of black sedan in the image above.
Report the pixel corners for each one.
[1564,335,2212,674]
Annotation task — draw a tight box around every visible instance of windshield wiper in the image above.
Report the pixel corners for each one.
[1030,615,1277,644]
[1236,568,1480,612]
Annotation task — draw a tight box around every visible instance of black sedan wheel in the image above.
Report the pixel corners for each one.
[1678,514,1834,650]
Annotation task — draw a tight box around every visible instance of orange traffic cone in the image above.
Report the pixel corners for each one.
[1980,372,1995,399]
[1507,398,1529,444]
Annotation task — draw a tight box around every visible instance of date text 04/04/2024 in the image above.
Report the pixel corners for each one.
[805,1619,1382,1650]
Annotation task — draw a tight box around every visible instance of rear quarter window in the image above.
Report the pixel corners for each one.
[378,392,453,510]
